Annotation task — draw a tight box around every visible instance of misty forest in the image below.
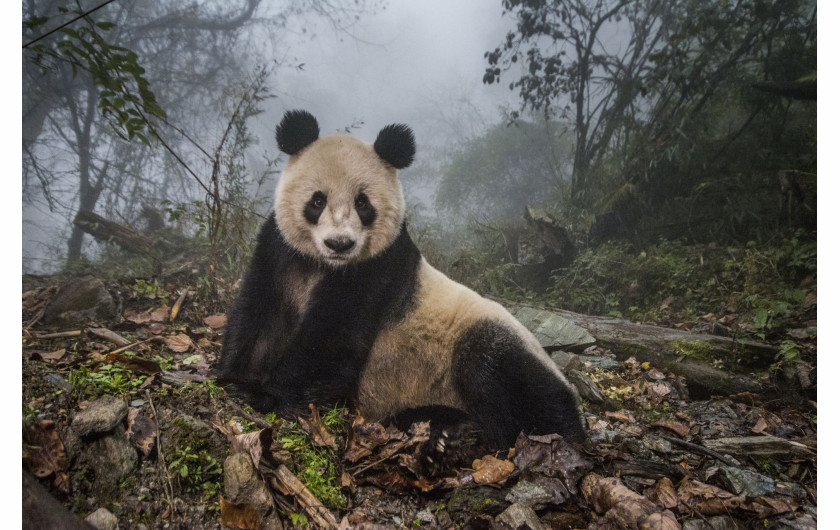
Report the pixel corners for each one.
[22,1,817,529]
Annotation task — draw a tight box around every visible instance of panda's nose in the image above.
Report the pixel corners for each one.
[324,236,356,253]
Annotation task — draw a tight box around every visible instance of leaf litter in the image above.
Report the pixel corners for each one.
[21,276,818,528]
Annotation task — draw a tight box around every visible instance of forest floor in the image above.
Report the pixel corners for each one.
[22,273,816,529]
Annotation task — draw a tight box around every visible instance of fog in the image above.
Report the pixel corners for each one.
[22,0,520,273]
[22,0,816,276]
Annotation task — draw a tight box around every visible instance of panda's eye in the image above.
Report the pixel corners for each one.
[354,192,377,226]
[310,192,327,209]
[303,191,327,224]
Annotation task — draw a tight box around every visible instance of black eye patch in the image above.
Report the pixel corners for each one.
[304,191,327,224]
[355,193,377,226]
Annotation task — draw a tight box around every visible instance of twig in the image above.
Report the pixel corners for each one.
[660,435,737,466]
[146,390,175,520]
[271,464,339,529]
[33,330,82,339]
[169,290,189,322]
[105,336,164,356]
[87,327,131,346]
[228,401,272,430]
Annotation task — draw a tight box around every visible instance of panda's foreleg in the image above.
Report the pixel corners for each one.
[452,320,586,448]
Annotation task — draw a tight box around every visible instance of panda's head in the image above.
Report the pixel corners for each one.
[273,110,415,266]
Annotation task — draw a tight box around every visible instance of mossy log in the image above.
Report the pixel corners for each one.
[505,303,777,398]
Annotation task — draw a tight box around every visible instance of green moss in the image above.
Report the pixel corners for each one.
[277,419,346,509]
[669,340,718,362]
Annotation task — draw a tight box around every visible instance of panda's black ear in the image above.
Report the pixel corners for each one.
[276,110,320,155]
[374,124,415,169]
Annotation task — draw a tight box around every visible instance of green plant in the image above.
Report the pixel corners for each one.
[131,278,167,299]
[69,363,146,398]
[201,379,220,398]
[168,446,223,498]
[288,512,309,527]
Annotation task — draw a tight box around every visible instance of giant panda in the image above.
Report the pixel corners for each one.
[218,110,585,448]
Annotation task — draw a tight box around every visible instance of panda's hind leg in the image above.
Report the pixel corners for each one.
[452,319,586,449]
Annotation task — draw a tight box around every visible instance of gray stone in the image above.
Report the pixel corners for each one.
[505,480,555,508]
[496,502,543,530]
[43,373,72,392]
[72,395,128,436]
[509,306,595,349]
[578,355,623,371]
[550,351,582,373]
[84,507,118,530]
[641,435,672,454]
[43,275,118,327]
[718,465,775,497]
[565,369,605,404]
[81,431,138,493]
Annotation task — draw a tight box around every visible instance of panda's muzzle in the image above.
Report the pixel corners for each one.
[324,236,356,254]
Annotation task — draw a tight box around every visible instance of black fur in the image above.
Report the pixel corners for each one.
[276,110,320,155]
[219,215,421,416]
[452,319,586,448]
[374,124,415,169]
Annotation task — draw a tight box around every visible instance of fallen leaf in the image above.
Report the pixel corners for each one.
[650,420,690,437]
[219,496,260,530]
[31,349,67,363]
[581,473,658,521]
[512,433,593,499]
[124,308,151,324]
[204,314,227,329]
[150,304,170,322]
[471,455,515,484]
[165,333,192,352]
[231,428,275,469]
[127,408,158,458]
[344,420,391,463]
[106,353,162,375]
[23,419,69,494]
[298,404,337,449]
[647,477,679,510]
[605,410,635,424]
[751,417,769,434]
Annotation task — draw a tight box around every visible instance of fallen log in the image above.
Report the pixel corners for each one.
[73,210,160,259]
[504,303,775,398]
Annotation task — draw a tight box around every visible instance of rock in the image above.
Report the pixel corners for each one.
[224,453,282,529]
[43,373,72,392]
[505,480,555,509]
[79,431,138,494]
[84,507,118,530]
[72,395,128,437]
[565,369,605,404]
[550,351,582,373]
[447,486,508,517]
[495,502,543,530]
[43,275,119,327]
[578,354,623,371]
[704,436,814,457]
[718,465,775,497]
[774,481,808,501]
[508,306,595,350]
[415,508,434,524]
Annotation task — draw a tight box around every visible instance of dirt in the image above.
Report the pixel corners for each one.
[22,274,817,529]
